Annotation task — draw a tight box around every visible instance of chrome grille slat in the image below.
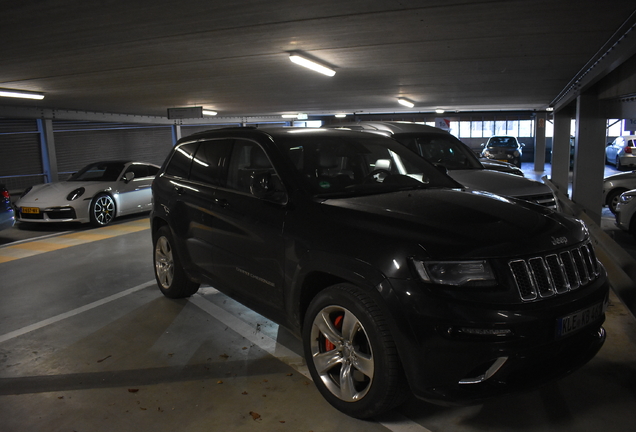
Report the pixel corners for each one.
[508,242,600,302]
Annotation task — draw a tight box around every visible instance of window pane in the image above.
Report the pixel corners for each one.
[459,121,471,138]
[483,121,494,138]
[519,120,533,137]
[506,120,519,136]
[495,121,507,135]
[471,121,483,138]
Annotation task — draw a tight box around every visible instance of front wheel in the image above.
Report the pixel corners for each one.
[607,189,626,214]
[302,283,406,418]
[153,225,200,298]
[90,193,116,227]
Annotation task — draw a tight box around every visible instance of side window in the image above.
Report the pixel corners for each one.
[226,140,280,196]
[164,142,199,179]
[189,139,233,186]
[125,164,150,179]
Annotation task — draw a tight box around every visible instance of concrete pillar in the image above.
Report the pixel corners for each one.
[572,92,606,225]
[37,118,58,183]
[551,108,573,194]
[534,112,547,172]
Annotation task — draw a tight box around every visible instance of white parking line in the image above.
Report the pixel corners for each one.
[0,280,155,344]
[189,290,433,432]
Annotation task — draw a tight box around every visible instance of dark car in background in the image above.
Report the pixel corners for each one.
[151,127,608,419]
[0,184,15,232]
[480,135,524,167]
[325,122,555,209]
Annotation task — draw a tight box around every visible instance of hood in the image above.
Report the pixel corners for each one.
[322,188,585,259]
[448,169,551,198]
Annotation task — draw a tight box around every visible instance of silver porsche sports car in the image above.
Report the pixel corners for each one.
[16,161,160,227]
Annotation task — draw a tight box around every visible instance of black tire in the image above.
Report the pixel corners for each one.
[607,188,626,214]
[302,283,406,419]
[89,193,116,227]
[153,225,200,298]
[616,156,624,171]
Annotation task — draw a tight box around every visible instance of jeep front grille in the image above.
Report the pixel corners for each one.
[508,242,600,302]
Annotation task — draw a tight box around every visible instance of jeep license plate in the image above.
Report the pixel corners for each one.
[21,207,40,214]
[556,301,604,338]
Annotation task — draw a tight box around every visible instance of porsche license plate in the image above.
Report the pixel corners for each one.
[556,301,605,338]
[21,207,40,214]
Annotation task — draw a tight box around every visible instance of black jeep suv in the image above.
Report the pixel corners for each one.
[151,127,608,418]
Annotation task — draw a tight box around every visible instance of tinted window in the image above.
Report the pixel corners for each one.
[164,142,198,179]
[125,164,157,179]
[226,140,276,193]
[189,139,233,186]
[394,133,482,170]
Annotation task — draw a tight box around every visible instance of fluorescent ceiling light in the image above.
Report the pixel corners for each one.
[282,114,298,119]
[335,114,347,118]
[397,98,414,108]
[0,88,45,100]
[435,109,445,114]
[202,109,217,116]
[289,54,336,77]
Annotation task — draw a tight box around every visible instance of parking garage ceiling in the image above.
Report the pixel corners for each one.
[1,0,636,120]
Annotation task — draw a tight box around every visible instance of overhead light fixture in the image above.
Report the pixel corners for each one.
[202,109,217,116]
[0,88,45,100]
[546,107,554,112]
[334,114,347,118]
[282,114,298,119]
[289,54,336,77]
[435,109,445,114]
[397,98,414,108]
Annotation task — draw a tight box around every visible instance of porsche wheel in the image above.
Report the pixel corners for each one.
[89,193,116,227]
[303,283,406,418]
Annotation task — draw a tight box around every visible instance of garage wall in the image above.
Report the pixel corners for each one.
[0,119,43,191]
[0,119,173,192]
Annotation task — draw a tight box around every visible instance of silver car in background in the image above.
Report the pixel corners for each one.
[605,135,636,170]
[325,121,558,210]
[615,188,636,237]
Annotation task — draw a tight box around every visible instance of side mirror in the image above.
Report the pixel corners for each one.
[250,172,286,203]
[480,143,485,147]
[433,164,448,175]
[123,172,135,183]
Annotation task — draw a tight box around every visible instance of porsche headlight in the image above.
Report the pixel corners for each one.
[67,187,85,201]
[620,193,636,204]
[412,259,496,287]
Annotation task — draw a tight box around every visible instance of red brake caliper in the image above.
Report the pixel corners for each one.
[324,314,344,351]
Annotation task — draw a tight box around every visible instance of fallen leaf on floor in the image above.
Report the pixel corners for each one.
[242,391,248,395]
[97,355,112,363]
[217,380,223,384]
[219,353,229,359]
[128,389,139,393]
[249,411,261,421]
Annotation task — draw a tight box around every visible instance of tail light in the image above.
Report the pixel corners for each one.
[625,146,632,154]
[1,189,9,199]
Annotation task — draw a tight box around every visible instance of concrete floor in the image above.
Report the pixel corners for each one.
[1,168,636,431]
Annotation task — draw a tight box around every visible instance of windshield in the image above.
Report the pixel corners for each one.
[277,132,459,197]
[487,137,518,148]
[69,162,125,182]
[393,133,483,170]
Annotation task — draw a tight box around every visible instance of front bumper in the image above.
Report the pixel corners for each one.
[16,206,85,223]
[384,275,609,404]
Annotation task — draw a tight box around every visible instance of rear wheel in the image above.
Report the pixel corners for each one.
[616,156,624,171]
[89,193,116,227]
[303,283,406,418]
[607,188,626,214]
[153,225,199,298]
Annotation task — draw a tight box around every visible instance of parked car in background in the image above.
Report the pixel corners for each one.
[16,161,160,227]
[603,170,636,214]
[152,126,608,419]
[480,136,524,167]
[615,189,636,237]
[325,122,555,209]
[0,184,15,232]
[479,158,524,176]
[605,135,636,170]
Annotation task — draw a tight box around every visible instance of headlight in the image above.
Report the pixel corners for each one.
[66,187,85,201]
[513,150,520,157]
[412,259,496,287]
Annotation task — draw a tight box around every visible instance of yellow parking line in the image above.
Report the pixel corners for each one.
[0,218,150,263]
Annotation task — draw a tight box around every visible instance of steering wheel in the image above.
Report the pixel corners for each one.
[363,169,392,183]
